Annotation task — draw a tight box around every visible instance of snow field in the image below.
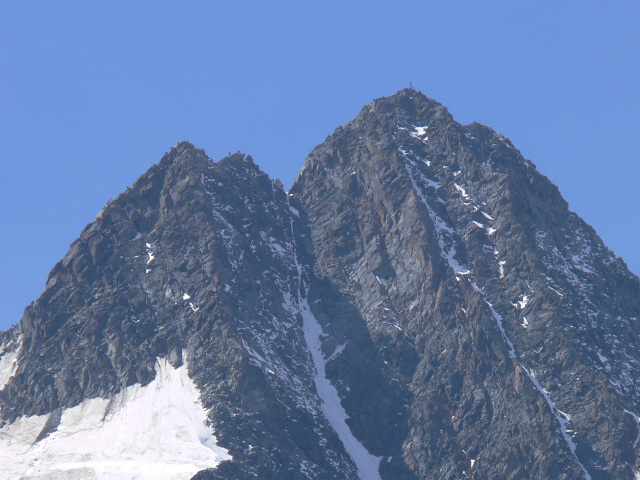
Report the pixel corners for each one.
[0,356,230,480]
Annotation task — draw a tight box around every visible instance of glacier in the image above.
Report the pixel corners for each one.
[0,356,230,480]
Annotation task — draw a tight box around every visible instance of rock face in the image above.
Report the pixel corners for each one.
[2,90,640,480]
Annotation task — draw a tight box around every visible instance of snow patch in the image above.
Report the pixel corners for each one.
[453,183,470,199]
[513,295,529,310]
[145,243,155,265]
[624,409,640,448]
[326,341,349,364]
[243,340,267,364]
[410,125,429,139]
[262,233,290,259]
[0,336,21,392]
[0,356,231,479]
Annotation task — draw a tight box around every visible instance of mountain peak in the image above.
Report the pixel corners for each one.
[356,88,452,129]
[377,87,442,107]
[158,141,208,167]
[217,151,254,167]
[3,92,640,480]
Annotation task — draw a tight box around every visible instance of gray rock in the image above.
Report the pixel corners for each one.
[2,90,640,479]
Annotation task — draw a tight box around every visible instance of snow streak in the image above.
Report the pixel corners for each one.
[402,150,469,277]
[400,144,592,480]
[287,199,382,480]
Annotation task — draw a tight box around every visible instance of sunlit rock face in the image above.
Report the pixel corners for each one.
[2,90,640,480]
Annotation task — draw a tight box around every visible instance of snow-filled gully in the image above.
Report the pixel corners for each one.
[287,199,383,480]
[401,146,592,480]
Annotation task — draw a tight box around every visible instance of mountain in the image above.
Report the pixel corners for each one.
[1,89,640,480]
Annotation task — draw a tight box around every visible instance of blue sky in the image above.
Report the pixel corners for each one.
[1,2,638,331]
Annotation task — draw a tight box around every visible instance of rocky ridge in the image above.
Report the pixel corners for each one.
[1,90,639,480]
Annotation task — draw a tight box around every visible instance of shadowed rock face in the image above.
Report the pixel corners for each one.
[2,90,640,480]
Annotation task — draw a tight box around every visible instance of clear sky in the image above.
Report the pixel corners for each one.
[1,2,638,331]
